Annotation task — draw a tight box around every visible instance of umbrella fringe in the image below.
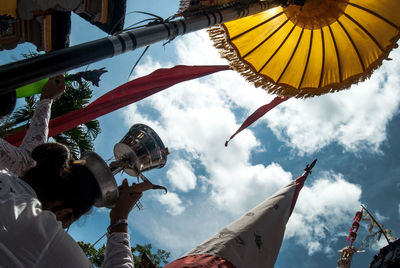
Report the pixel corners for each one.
[208,25,287,97]
[208,24,400,99]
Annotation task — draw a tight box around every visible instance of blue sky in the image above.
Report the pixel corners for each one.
[3,1,400,267]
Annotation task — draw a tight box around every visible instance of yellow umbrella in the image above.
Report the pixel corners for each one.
[209,0,400,98]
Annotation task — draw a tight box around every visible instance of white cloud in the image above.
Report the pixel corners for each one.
[119,30,397,258]
[122,30,390,215]
[94,207,108,214]
[129,57,166,80]
[130,31,400,157]
[266,47,400,155]
[130,197,234,257]
[198,175,210,193]
[174,30,227,66]
[177,31,400,156]
[123,31,288,215]
[370,236,389,252]
[209,162,292,214]
[374,211,389,222]
[166,159,197,192]
[156,192,186,215]
[122,67,292,215]
[285,171,362,255]
[131,170,362,259]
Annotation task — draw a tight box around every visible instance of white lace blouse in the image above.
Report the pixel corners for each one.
[0,99,52,176]
[0,99,134,267]
[0,170,135,267]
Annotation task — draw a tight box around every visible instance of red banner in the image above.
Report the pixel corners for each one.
[5,65,230,146]
[225,96,290,146]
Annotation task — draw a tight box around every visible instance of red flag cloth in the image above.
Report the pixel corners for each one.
[225,96,290,146]
[288,173,308,218]
[5,65,230,146]
[165,254,236,268]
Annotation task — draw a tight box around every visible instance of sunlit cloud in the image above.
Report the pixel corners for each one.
[156,192,186,215]
[131,31,400,156]
[266,62,400,155]
[120,30,396,259]
[166,159,197,192]
[129,171,362,259]
[285,171,362,255]
[374,211,390,222]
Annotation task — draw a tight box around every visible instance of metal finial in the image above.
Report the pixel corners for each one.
[304,159,317,175]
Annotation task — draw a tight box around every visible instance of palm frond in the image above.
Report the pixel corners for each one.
[84,120,101,140]
[4,66,101,158]
[53,133,80,159]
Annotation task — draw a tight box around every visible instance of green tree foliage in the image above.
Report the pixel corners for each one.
[131,243,170,267]
[0,51,101,158]
[0,80,100,159]
[77,241,170,267]
[50,80,101,158]
[77,241,106,267]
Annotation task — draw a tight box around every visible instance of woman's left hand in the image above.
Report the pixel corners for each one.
[40,75,66,100]
[110,179,142,223]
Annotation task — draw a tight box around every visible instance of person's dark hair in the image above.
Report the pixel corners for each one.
[0,90,17,117]
[24,143,100,220]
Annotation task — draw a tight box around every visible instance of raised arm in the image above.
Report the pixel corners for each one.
[102,179,143,268]
[20,76,65,153]
[0,76,65,176]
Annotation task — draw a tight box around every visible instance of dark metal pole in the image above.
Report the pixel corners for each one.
[0,1,281,93]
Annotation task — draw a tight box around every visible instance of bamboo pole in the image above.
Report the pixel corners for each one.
[361,204,390,244]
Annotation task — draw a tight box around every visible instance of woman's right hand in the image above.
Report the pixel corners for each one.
[109,179,142,233]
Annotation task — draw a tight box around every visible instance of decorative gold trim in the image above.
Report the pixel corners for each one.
[72,160,87,166]
[208,23,400,98]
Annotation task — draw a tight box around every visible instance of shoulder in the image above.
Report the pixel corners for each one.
[0,169,37,201]
[0,139,35,176]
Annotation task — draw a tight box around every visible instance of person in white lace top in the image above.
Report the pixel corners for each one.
[0,76,65,176]
[0,77,141,267]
